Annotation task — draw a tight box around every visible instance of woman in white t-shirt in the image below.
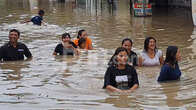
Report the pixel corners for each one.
[138,37,164,66]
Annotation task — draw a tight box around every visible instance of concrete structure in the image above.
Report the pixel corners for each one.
[154,0,195,25]
[131,0,195,25]
[154,0,191,8]
[168,0,191,8]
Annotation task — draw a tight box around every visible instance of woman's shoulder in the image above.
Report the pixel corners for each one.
[56,43,63,47]
[126,64,136,70]
[140,50,148,58]
[107,65,116,69]
[86,37,92,40]
[86,37,92,43]
[162,63,180,69]
[106,65,117,73]
[161,63,171,70]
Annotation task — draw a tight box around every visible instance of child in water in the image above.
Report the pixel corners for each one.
[53,33,79,56]
[158,46,182,82]
[78,38,86,49]
[73,29,93,50]
[103,47,139,93]
[23,10,45,26]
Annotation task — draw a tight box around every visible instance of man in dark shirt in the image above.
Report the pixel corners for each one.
[24,10,45,26]
[0,29,32,61]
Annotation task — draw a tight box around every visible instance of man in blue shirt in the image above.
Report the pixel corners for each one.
[24,10,45,26]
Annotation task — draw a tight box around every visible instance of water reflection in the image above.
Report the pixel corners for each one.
[160,82,183,108]
[6,0,30,10]
[131,17,152,40]
[0,61,30,81]
[107,0,117,16]
[29,0,38,11]
[104,95,137,108]
[54,55,79,78]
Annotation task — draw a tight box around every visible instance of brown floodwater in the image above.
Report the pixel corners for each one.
[0,0,196,109]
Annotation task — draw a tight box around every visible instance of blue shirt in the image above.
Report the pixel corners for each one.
[31,16,43,25]
[158,63,181,82]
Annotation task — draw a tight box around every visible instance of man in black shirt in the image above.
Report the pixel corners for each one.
[0,29,32,61]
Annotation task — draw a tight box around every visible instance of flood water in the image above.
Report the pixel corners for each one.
[0,0,196,110]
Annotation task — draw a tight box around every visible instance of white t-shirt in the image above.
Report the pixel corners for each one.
[140,50,162,66]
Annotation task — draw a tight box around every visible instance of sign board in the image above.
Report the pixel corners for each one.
[133,3,152,17]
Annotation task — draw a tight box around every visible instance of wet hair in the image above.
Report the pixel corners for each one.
[78,38,86,48]
[9,29,20,37]
[144,37,157,52]
[122,38,133,46]
[108,47,128,67]
[164,46,178,67]
[38,10,45,16]
[77,29,85,39]
[62,33,71,39]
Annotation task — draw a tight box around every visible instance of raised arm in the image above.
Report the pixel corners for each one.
[138,56,143,67]
[159,55,164,65]
[158,50,164,65]
[53,44,61,56]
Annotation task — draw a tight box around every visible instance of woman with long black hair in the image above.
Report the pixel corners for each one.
[139,37,164,66]
[103,47,139,93]
[73,29,93,50]
[157,46,182,82]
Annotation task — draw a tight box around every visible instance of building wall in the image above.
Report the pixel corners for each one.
[153,0,191,8]
[168,0,191,8]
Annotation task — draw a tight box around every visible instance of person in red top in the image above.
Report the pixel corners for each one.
[73,30,93,50]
